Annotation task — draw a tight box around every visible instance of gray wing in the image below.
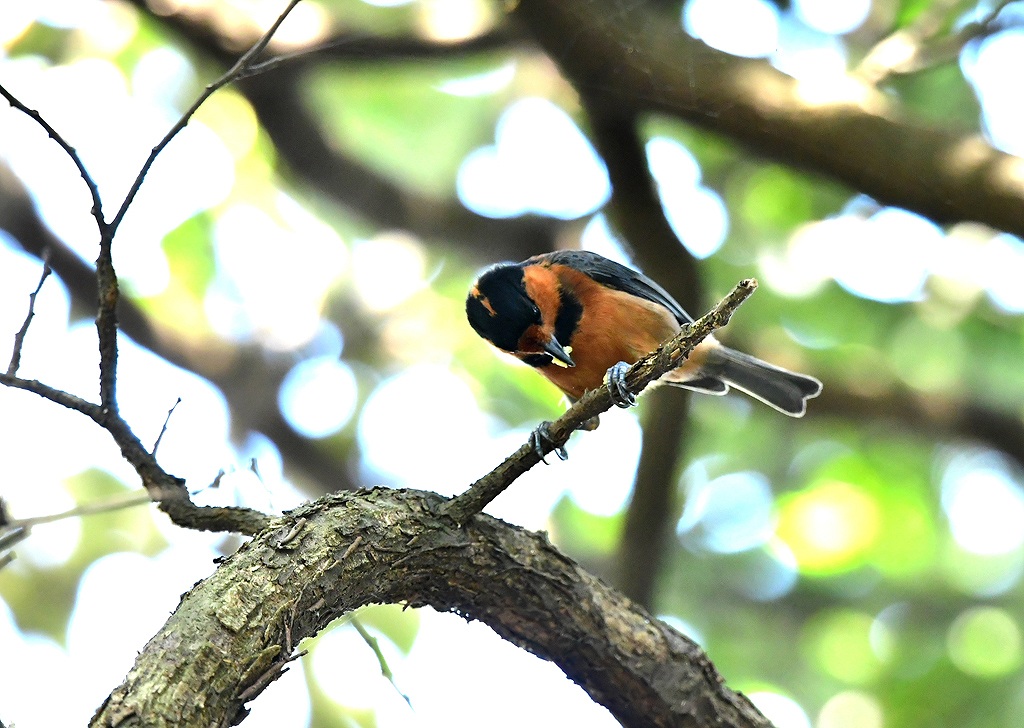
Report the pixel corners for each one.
[537,250,692,325]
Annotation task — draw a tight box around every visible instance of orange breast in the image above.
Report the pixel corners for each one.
[536,270,690,400]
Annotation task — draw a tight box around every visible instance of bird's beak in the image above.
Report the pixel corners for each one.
[543,337,575,368]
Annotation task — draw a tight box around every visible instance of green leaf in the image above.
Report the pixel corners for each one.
[161,212,216,301]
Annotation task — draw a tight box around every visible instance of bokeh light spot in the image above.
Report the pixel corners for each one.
[278,358,358,438]
[352,233,427,312]
[678,471,775,553]
[794,0,870,35]
[747,691,810,728]
[457,97,610,219]
[947,607,1022,677]
[803,610,882,684]
[358,366,502,493]
[645,137,728,259]
[832,208,938,302]
[985,234,1024,312]
[942,452,1024,555]
[731,539,799,601]
[684,0,780,58]
[776,480,880,572]
[818,690,884,728]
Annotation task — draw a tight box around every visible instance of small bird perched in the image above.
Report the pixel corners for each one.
[466,251,821,453]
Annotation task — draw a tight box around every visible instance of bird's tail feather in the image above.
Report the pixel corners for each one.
[673,346,822,417]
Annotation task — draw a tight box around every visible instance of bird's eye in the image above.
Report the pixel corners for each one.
[531,304,541,321]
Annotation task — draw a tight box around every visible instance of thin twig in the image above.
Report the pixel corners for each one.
[0,86,106,230]
[441,278,758,525]
[0,525,28,552]
[235,649,307,703]
[152,397,182,455]
[107,0,304,236]
[7,254,52,377]
[352,618,412,708]
[0,525,29,571]
[7,490,154,529]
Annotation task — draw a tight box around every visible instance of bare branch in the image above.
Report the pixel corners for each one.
[70,0,305,533]
[0,85,106,230]
[0,373,102,418]
[96,0,306,417]
[7,254,51,377]
[0,515,28,572]
[108,0,303,236]
[0,526,28,553]
[441,278,758,524]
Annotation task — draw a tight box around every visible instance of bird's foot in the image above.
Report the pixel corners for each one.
[529,421,568,463]
[605,361,637,408]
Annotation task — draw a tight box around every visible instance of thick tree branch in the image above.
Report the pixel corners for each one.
[581,99,703,608]
[514,0,1024,237]
[92,488,772,728]
[442,278,757,524]
[616,387,689,607]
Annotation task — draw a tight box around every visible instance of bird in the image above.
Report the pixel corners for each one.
[466,250,821,457]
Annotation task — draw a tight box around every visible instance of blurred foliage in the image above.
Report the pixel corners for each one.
[0,470,166,641]
[306,60,505,196]
[3,0,1024,727]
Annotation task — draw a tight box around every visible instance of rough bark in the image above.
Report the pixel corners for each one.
[515,0,1024,237]
[92,488,771,728]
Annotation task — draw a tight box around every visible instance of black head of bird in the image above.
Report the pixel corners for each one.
[466,263,575,367]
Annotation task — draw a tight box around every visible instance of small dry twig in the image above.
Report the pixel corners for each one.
[7,253,51,378]
[152,397,182,456]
